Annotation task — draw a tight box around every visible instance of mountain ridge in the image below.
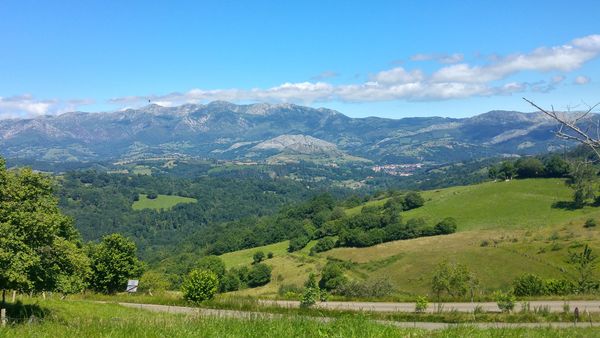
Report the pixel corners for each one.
[0,101,588,164]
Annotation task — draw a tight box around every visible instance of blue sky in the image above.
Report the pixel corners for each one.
[1,0,600,119]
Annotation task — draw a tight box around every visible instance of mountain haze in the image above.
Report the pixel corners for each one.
[0,101,580,164]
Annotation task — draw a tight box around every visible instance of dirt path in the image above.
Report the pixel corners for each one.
[260,300,600,313]
[115,302,600,330]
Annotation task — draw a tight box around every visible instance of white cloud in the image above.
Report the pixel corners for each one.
[370,67,424,85]
[574,75,591,85]
[0,95,94,119]
[3,34,600,119]
[411,53,464,64]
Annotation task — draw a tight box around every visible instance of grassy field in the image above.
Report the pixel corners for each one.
[223,178,600,299]
[132,194,197,211]
[348,178,600,231]
[2,299,600,337]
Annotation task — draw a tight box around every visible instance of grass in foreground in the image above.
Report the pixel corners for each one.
[132,194,197,211]
[2,300,600,338]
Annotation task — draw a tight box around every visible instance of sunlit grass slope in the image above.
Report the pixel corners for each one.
[132,194,197,211]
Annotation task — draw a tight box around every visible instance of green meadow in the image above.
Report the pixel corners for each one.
[132,194,197,211]
[223,178,600,298]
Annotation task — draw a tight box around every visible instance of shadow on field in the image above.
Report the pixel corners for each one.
[3,301,50,324]
[551,201,580,210]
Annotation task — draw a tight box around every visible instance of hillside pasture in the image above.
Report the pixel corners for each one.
[132,194,197,211]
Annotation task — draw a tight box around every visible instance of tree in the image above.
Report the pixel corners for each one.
[568,244,597,293]
[543,155,570,178]
[88,234,145,294]
[181,269,218,302]
[301,273,320,308]
[247,263,272,287]
[253,251,265,264]
[523,98,600,160]
[434,218,457,235]
[319,262,347,291]
[139,271,170,295]
[515,157,545,178]
[431,261,475,300]
[498,161,517,180]
[197,255,226,278]
[403,192,425,210]
[570,163,596,208]
[513,273,546,297]
[219,271,241,293]
[0,158,90,306]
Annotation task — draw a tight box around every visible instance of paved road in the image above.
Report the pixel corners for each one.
[260,300,600,313]
[114,302,600,330]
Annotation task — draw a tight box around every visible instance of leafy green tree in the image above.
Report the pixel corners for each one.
[319,262,347,291]
[431,261,475,300]
[570,163,596,208]
[88,234,145,294]
[310,237,336,255]
[513,273,546,296]
[543,155,570,178]
[569,244,597,293]
[415,296,429,313]
[498,161,517,180]
[247,263,272,287]
[0,158,90,305]
[197,255,226,278]
[301,273,320,308]
[181,269,218,302]
[403,192,424,210]
[139,271,171,295]
[494,291,516,312]
[288,236,310,252]
[219,271,241,293]
[252,251,265,264]
[434,217,458,234]
[515,157,545,178]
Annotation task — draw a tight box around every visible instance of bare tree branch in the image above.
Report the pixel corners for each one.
[523,98,600,160]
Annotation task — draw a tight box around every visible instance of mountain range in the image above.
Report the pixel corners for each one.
[0,101,581,164]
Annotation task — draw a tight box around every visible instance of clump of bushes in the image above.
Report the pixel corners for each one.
[512,273,575,296]
[181,269,219,303]
[310,237,336,255]
[584,218,597,228]
[146,192,158,199]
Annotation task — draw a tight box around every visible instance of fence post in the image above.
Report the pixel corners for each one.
[1,308,6,327]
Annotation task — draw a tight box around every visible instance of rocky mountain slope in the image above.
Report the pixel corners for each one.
[0,101,584,164]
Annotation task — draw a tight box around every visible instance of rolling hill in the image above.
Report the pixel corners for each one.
[220,178,600,298]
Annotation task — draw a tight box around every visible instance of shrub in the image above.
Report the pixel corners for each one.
[434,217,457,235]
[247,263,272,287]
[584,218,597,228]
[310,237,336,255]
[415,296,429,313]
[267,252,274,259]
[278,284,303,296]
[545,279,574,296]
[494,291,516,312]
[319,262,347,291]
[139,271,171,294]
[403,192,424,210]
[181,269,219,303]
[300,273,320,308]
[146,192,158,199]
[253,251,265,264]
[197,256,226,279]
[513,273,546,297]
[334,278,394,298]
[288,236,311,252]
[219,271,241,293]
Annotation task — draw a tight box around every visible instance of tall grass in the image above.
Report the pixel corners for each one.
[1,300,599,338]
